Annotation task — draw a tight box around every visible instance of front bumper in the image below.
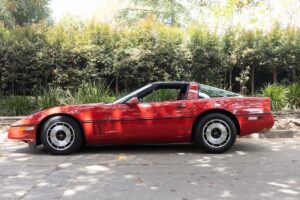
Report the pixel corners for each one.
[8,125,37,144]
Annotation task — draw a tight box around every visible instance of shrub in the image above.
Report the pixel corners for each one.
[37,82,115,109]
[75,82,115,104]
[260,84,287,111]
[0,96,5,115]
[143,89,178,102]
[37,87,62,109]
[1,96,37,116]
[286,83,300,109]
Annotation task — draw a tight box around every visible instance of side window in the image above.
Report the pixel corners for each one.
[198,84,241,98]
[143,89,180,103]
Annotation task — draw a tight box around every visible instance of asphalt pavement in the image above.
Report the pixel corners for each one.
[0,138,300,200]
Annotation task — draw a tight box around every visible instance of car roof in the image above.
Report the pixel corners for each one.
[151,81,190,86]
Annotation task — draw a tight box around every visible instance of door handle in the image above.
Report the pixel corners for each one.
[176,104,187,108]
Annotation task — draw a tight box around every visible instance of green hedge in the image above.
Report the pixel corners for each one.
[0,82,299,116]
[286,83,300,109]
[0,17,299,96]
[260,83,300,111]
[0,81,115,116]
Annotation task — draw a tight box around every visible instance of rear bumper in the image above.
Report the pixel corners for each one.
[8,125,37,144]
[236,113,274,136]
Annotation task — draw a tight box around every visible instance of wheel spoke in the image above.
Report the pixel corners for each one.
[202,119,231,148]
[46,122,75,151]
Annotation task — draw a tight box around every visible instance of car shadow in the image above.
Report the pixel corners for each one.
[81,143,202,154]
[11,139,267,155]
[12,143,201,155]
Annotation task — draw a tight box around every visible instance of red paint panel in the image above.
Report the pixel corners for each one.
[8,126,37,143]
[93,123,102,136]
[237,114,274,136]
[81,122,96,144]
[103,100,194,143]
[187,82,199,100]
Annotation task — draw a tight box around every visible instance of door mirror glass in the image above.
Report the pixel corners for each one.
[126,97,139,106]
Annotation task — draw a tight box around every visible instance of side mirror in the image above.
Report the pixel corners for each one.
[126,97,139,106]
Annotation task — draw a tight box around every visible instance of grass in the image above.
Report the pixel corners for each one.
[37,87,62,109]
[0,82,299,116]
[0,82,116,116]
[74,82,116,104]
[0,96,36,116]
[260,84,287,111]
[260,83,300,111]
[37,82,116,109]
[286,83,300,109]
[143,89,178,102]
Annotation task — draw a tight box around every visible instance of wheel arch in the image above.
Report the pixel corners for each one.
[36,113,86,146]
[191,109,240,141]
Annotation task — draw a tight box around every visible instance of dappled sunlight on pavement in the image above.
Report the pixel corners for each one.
[0,138,300,199]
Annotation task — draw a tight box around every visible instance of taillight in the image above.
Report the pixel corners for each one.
[263,98,271,113]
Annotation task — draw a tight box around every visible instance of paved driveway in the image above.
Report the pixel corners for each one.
[0,138,300,200]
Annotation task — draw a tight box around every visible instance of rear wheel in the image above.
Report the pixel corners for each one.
[194,113,237,153]
[41,116,83,155]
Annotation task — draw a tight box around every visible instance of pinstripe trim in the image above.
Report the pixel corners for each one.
[234,113,272,116]
[81,116,195,123]
[10,124,38,127]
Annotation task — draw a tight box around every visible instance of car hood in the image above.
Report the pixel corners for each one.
[11,103,112,127]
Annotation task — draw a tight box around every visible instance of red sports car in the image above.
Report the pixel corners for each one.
[8,81,274,154]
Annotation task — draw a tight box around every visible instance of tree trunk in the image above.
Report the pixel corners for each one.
[240,82,242,94]
[273,66,277,83]
[170,0,175,26]
[229,70,232,91]
[0,71,2,95]
[224,72,227,88]
[12,80,15,95]
[251,66,255,96]
[292,68,297,82]
[115,74,119,96]
[239,67,243,94]
[124,79,128,93]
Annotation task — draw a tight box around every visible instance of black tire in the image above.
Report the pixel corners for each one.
[194,113,237,153]
[41,116,83,155]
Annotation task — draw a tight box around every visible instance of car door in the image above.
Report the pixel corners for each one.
[140,99,194,142]
[103,99,194,143]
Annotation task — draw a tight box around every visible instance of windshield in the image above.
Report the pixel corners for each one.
[199,84,241,98]
[113,84,152,104]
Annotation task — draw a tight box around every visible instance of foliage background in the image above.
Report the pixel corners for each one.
[0,15,299,96]
[0,0,299,115]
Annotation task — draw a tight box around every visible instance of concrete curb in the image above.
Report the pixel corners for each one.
[0,116,25,120]
[245,130,300,139]
[273,111,300,115]
[0,116,24,125]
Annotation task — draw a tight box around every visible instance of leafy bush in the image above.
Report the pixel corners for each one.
[143,89,178,102]
[188,27,226,87]
[0,96,5,115]
[260,84,287,111]
[1,81,300,116]
[117,17,191,91]
[75,82,115,104]
[0,96,37,116]
[37,82,115,109]
[286,83,300,109]
[0,17,300,96]
[37,87,62,109]
[0,16,300,114]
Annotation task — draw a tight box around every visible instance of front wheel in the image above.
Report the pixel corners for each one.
[41,116,83,155]
[194,113,237,153]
